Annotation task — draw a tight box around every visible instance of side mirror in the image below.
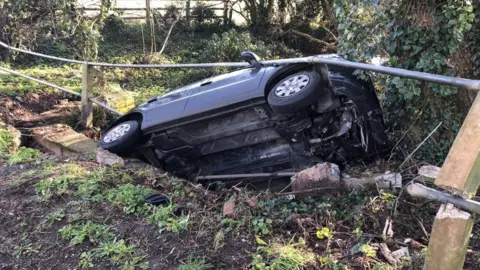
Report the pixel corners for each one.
[240,51,262,68]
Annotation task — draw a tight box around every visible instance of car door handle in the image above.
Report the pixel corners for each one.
[200,81,212,86]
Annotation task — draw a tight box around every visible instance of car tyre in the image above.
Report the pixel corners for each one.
[267,71,323,113]
[99,120,141,154]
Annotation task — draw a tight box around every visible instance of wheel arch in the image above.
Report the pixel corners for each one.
[104,112,144,133]
[263,63,313,98]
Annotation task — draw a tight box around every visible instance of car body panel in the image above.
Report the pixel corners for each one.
[183,67,266,118]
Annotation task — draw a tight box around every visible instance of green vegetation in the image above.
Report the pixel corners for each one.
[60,221,148,269]
[252,217,273,235]
[359,244,377,258]
[335,0,479,163]
[316,227,333,240]
[60,221,115,245]
[179,256,213,270]
[0,129,13,153]
[7,147,41,165]
[107,183,152,214]
[147,202,189,233]
[252,239,316,270]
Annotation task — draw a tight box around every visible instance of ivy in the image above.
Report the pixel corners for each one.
[334,0,475,163]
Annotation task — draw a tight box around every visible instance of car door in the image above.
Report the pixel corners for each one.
[183,67,266,116]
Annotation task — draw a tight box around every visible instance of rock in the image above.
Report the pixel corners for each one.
[418,165,440,182]
[289,163,401,196]
[291,163,341,194]
[223,199,236,218]
[391,247,410,261]
[96,148,124,167]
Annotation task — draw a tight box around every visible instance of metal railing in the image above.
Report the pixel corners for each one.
[2,39,480,127]
[2,39,480,270]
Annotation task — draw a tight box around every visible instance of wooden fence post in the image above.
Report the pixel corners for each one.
[81,63,94,129]
[424,93,480,269]
[223,0,229,25]
[146,0,151,25]
[186,0,191,22]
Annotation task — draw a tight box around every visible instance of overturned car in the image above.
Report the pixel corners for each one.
[99,52,389,181]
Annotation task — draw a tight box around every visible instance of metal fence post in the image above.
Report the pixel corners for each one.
[424,93,480,269]
[81,63,94,129]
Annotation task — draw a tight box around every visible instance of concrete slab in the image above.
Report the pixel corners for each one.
[31,124,97,156]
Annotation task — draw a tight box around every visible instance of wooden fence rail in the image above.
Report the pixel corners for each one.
[2,40,480,270]
[80,0,231,24]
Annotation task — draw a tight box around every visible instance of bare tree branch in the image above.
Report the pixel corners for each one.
[158,19,178,55]
[289,29,337,48]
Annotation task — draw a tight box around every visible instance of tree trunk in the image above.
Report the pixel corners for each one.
[223,0,229,25]
[186,0,191,22]
[249,0,257,26]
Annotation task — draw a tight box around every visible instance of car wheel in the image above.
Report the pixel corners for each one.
[267,71,323,113]
[99,120,141,154]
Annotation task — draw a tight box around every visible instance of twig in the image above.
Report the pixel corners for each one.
[400,121,443,167]
[159,19,179,55]
[387,110,422,162]
[378,243,398,266]
[289,29,337,48]
[413,215,430,241]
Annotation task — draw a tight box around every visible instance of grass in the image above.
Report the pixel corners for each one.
[79,239,148,270]
[7,147,42,165]
[179,256,213,270]
[0,129,13,153]
[59,221,148,269]
[0,65,82,96]
[60,221,115,245]
[106,183,152,215]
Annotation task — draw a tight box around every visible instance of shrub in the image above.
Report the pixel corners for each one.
[192,3,216,24]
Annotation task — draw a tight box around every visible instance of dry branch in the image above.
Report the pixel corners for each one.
[289,29,336,48]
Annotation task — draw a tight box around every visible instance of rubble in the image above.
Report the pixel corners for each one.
[223,199,236,218]
[96,148,124,167]
[418,165,440,182]
[290,162,402,195]
[291,163,341,194]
